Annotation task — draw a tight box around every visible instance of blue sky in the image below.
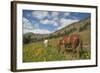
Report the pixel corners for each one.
[23,10,90,34]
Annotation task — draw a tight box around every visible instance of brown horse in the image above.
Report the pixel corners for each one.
[58,34,82,58]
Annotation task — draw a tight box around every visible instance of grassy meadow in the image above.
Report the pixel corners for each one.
[23,30,91,62]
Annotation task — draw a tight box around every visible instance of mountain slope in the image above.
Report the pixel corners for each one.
[23,17,91,44]
[51,17,90,37]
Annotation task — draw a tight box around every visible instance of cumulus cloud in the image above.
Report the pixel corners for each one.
[64,12,71,17]
[33,29,52,34]
[39,11,60,27]
[51,12,59,17]
[40,19,59,26]
[32,11,48,20]
[24,28,52,34]
[23,17,35,30]
[23,17,38,34]
[23,29,34,34]
[23,17,52,34]
[53,17,59,21]
[47,11,59,20]
[23,10,81,34]
[57,18,79,30]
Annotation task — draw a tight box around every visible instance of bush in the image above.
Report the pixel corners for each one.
[23,35,32,44]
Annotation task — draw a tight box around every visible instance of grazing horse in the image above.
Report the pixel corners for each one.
[58,34,82,58]
[43,39,48,47]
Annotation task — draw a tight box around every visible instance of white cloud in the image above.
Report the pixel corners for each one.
[32,11,48,20]
[23,29,34,34]
[23,17,35,30]
[53,22,59,26]
[64,12,71,17]
[40,19,59,26]
[33,29,52,34]
[32,11,60,20]
[24,28,52,34]
[51,12,59,17]
[40,19,50,24]
[57,18,79,30]
[23,18,52,34]
[23,17,39,34]
[53,17,59,21]
[24,11,80,34]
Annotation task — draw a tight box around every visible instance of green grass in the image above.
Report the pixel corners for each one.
[23,28,91,62]
[23,42,66,62]
[23,37,91,62]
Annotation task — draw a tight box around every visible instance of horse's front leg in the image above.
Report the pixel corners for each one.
[72,45,80,59]
[72,44,75,53]
[59,44,66,54]
[58,45,63,54]
[60,44,67,54]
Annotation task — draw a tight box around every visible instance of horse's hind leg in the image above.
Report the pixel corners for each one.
[76,47,80,59]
